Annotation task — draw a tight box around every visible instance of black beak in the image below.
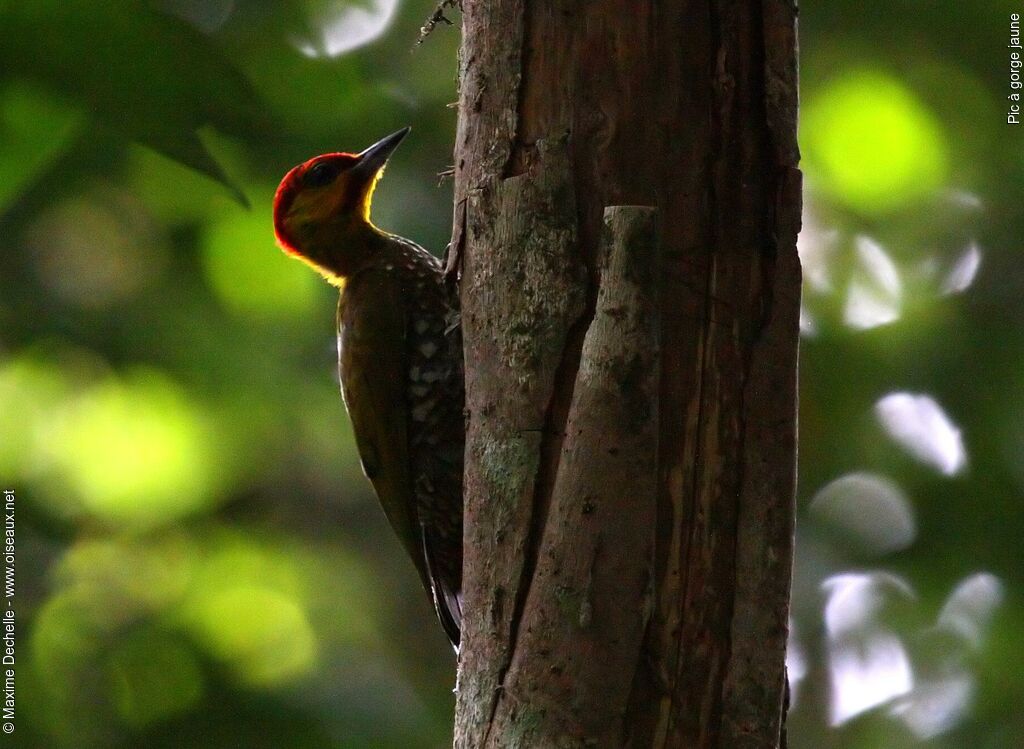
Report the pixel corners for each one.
[352,127,410,180]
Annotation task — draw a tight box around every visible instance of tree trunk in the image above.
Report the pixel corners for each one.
[447,1,801,747]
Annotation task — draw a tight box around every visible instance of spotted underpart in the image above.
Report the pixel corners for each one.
[336,232,464,649]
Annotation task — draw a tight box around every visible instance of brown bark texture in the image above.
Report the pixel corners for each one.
[447,0,801,746]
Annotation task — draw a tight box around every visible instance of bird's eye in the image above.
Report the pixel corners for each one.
[305,160,341,188]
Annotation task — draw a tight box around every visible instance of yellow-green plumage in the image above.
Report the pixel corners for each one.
[337,234,463,647]
[274,129,464,649]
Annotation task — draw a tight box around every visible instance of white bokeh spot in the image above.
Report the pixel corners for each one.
[875,392,966,476]
[891,675,974,739]
[941,242,982,295]
[937,572,1004,649]
[810,472,916,555]
[292,0,399,58]
[845,236,903,330]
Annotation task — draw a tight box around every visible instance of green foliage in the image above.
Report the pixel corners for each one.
[0,0,268,203]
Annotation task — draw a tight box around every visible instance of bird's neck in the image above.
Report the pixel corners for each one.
[296,216,390,287]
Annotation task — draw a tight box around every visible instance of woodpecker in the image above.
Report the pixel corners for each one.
[273,128,464,649]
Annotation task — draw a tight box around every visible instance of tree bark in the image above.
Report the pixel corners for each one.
[448,1,801,747]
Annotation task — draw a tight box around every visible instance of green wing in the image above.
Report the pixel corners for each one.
[337,270,427,589]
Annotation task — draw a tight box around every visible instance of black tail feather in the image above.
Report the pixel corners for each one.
[420,522,461,652]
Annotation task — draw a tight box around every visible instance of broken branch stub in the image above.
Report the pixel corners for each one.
[485,206,662,748]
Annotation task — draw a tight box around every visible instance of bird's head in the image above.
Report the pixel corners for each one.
[273,127,410,285]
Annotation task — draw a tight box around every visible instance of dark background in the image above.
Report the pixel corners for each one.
[0,1,1020,746]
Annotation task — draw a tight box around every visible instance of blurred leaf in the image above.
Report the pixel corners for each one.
[24,187,169,308]
[0,0,270,203]
[0,352,72,478]
[45,368,227,528]
[107,629,204,728]
[140,128,250,207]
[802,70,948,214]
[201,191,322,319]
[187,585,318,685]
[0,83,84,213]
